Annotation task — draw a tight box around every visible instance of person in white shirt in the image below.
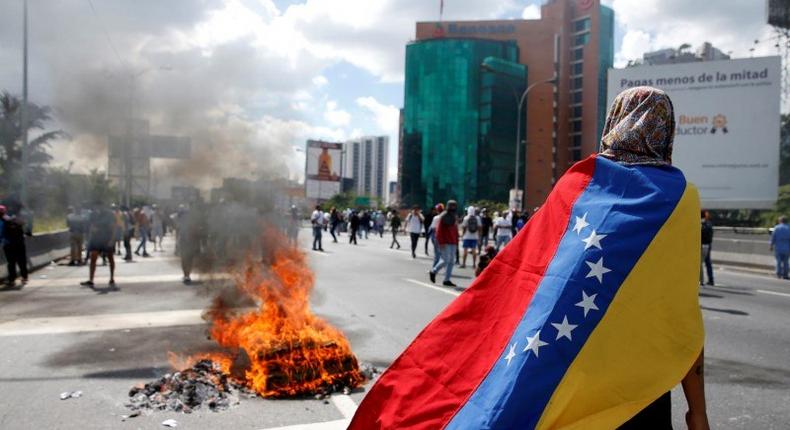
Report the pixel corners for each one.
[429,203,444,267]
[405,206,425,259]
[494,211,513,251]
[310,205,325,251]
[461,206,482,268]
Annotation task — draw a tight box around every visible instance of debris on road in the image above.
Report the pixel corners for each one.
[59,390,82,400]
[127,360,242,414]
[120,411,141,421]
[359,362,381,381]
[161,418,179,427]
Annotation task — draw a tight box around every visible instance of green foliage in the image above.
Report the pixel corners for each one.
[322,192,356,210]
[781,114,790,185]
[468,199,509,214]
[0,91,65,196]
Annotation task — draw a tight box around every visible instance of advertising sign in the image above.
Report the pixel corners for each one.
[305,140,342,200]
[608,56,781,209]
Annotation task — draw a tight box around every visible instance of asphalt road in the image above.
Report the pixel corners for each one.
[0,228,788,429]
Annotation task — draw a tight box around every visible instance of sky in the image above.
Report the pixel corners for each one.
[0,0,782,193]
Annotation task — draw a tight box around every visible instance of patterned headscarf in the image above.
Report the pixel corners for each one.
[599,86,675,166]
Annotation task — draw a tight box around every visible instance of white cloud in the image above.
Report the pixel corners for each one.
[324,100,352,126]
[312,75,329,87]
[356,96,399,134]
[616,30,653,67]
[522,5,541,20]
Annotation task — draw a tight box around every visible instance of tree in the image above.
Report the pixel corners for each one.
[780,114,790,185]
[322,192,356,210]
[469,199,509,214]
[0,91,64,195]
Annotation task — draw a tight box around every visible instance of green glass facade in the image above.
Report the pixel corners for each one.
[400,38,525,209]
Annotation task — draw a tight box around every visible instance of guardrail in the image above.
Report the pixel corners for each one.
[711,227,773,270]
[0,229,70,280]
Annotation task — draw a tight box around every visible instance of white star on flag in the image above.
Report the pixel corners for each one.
[504,343,517,366]
[585,257,611,283]
[572,212,590,235]
[551,316,578,341]
[523,331,548,357]
[575,290,599,317]
[581,230,607,250]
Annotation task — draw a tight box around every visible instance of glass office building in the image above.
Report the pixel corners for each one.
[400,38,525,209]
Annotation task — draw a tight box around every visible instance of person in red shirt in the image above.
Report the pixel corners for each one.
[429,200,459,287]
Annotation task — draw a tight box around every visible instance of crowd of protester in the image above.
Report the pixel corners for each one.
[299,200,536,287]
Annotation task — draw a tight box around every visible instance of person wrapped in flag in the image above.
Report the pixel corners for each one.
[350,86,709,429]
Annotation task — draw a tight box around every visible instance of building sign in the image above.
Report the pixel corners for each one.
[305,140,342,200]
[433,22,517,37]
[608,56,781,209]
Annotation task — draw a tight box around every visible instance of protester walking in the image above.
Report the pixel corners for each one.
[349,210,360,245]
[389,210,402,249]
[771,215,790,280]
[311,205,325,251]
[700,210,714,286]
[429,200,459,287]
[329,207,340,243]
[66,206,85,266]
[494,211,513,250]
[429,204,443,267]
[80,202,117,288]
[405,206,424,258]
[151,204,165,252]
[287,205,299,247]
[460,206,481,269]
[424,206,436,256]
[122,206,134,261]
[134,207,150,257]
[479,208,492,252]
[1,204,28,287]
[376,211,386,238]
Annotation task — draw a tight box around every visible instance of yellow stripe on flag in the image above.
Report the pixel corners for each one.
[537,184,704,429]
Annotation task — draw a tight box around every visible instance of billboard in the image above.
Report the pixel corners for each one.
[305,140,342,200]
[608,56,781,209]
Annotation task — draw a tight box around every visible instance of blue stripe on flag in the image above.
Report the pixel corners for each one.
[446,157,686,429]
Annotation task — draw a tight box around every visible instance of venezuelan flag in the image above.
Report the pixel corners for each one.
[349,155,704,429]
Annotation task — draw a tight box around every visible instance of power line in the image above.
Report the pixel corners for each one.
[85,0,127,70]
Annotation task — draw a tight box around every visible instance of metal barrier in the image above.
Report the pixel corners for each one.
[711,226,773,269]
[0,229,70,280]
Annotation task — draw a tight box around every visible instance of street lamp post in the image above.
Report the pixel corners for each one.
[481,63,556,210]
[20,0,29,207]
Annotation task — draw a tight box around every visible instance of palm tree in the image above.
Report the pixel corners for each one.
[0,91,64,194]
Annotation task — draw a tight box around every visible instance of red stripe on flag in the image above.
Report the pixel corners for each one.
[349,157,597,430]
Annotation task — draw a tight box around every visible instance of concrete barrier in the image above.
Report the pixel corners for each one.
[711,227,774,270]
[0,230,70,280]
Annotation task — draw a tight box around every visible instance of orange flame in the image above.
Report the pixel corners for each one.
[173,229,363,397]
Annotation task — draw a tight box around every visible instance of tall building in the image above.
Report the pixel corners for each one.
[400,38,526,209]
[401,0,614,209]
[343,136,389,203]
[638,42,730,66]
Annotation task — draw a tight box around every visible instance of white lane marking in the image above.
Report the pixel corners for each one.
[308,251,331,257]
[404,278,461,297]
[757,289,790,298]
[0,309,206,336]
[331,394,358,419]
[25,273,231,288]
[259,419,350,430]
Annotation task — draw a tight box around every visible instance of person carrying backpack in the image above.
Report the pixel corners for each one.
[461,206,481,269]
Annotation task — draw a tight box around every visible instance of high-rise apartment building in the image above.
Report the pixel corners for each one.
[401,0,614,209]
[343,136,389,203]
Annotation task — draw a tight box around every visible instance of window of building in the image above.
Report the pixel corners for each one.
[571,120,582,132]
[571,148,582,161]
[571,62,583,76]
[571,77,583,90]
[573,47,584,61]
[573,33,590,46]
[571,106,582,118]
[572,134,582,147]
[571,91,583,104]
[573,18,591,32]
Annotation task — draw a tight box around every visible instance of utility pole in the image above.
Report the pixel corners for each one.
[20,0,29,206]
